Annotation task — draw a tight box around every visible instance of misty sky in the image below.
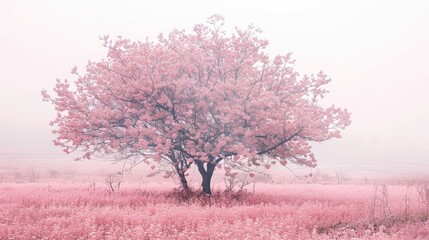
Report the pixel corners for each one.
[1,1,428,178]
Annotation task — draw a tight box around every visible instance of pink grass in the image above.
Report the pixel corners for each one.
[0,183,428,239]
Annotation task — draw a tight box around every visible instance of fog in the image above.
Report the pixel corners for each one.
[1,1,428,180]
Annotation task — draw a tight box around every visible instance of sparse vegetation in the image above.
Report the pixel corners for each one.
[105,172,123,192]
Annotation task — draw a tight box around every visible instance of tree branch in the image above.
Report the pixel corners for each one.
[257,130,302,155]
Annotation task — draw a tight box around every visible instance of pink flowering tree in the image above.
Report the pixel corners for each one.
[42,16,351,196]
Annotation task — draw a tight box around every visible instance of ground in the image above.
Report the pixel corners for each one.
[1,179,428,239]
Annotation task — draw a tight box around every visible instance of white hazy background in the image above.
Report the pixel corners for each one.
[0,0,428,179]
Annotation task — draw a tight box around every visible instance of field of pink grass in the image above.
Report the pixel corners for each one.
[1,182,428,239]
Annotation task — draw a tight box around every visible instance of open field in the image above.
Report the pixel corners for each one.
[1,181,428,239]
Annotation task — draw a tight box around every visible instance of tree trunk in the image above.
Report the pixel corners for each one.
[195,160,215,196]
[176,168,190,193]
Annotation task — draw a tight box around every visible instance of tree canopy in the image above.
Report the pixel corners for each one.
[42,15,351,195]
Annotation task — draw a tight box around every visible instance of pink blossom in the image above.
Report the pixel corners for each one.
[43,15,351,195]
